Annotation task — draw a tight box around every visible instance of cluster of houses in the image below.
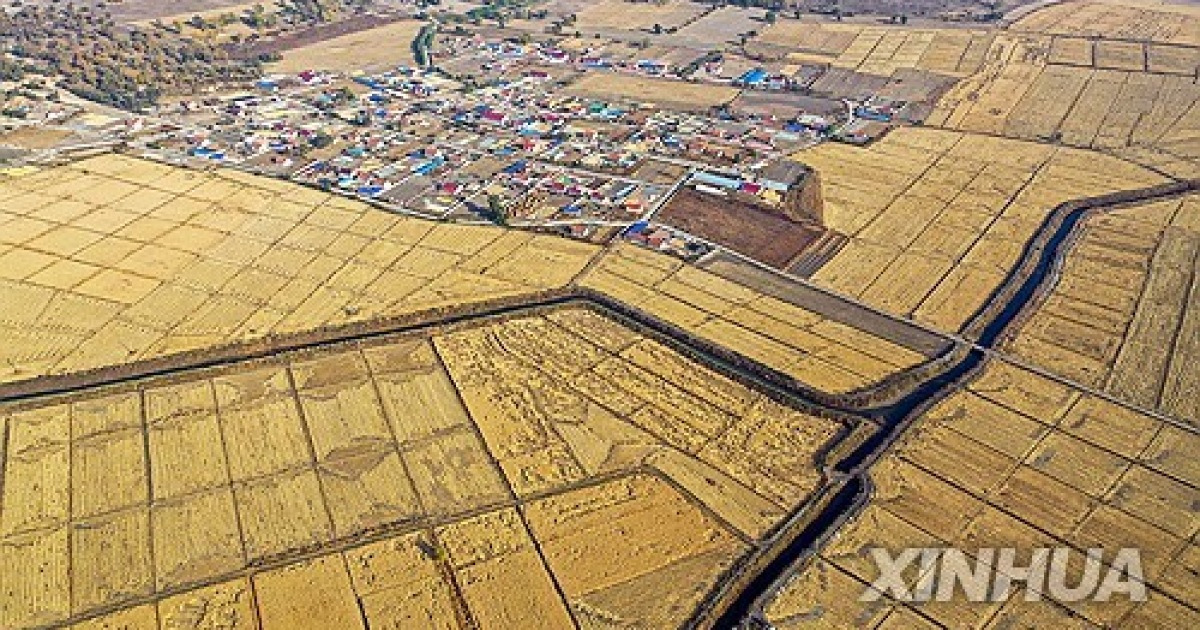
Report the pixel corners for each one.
[494,160,666,222]
[467,34,818,93]
[624,220,714,260]
[137,26,861,240]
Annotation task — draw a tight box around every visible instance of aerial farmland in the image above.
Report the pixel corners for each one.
[0,0,1197,628]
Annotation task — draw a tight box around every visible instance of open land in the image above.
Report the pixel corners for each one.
[1010,0,1200,46]
[749,4,1200,623]
[266,20,425,74]
[1,0,1199,627]
[927,32,1200,178]
[104,0,265,23]
[0,127,78,150]
[121,1,264,27]
[0,155,931,395]
[754,21,996,78]
[0,154,597,384]
[656,187,826,268]
[580,243,930,394]
[666,7,767,48]
[572,0,708,33]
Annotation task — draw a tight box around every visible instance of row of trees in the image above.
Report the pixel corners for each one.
[154,0,374,37]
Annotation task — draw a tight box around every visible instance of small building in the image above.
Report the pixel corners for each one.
[691,171,742,190]
[737,68,769,87]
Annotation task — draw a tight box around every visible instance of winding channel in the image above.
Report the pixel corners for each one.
[707,178,1199,628]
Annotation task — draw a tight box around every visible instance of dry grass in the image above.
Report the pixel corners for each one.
[1094,40,1148,71]
[267,20,425,73]
[756,21,861,56]
[111,0,261,23]
[1004,195,1200,421]
[1012,0,1200,46]
[579,243,930,394]
[436,307,844,537]
[1146,43,1200,74]
[756,22,993,77]
[573,0,705,31]
[0,127,76,150]
[436,509,575,627]
[527,475,746,623]
[671,6,764,46]
[1048,36,1094,66]
[927,29,1200,178]
[65,481,744,629]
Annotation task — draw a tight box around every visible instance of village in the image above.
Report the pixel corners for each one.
[2,1,1198,629]
[109,26,904,260]
[0,1,943,266]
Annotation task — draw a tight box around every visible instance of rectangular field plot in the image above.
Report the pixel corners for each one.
[1003,194,1199,420]
[1049,36,1094,66]
[524,474,747,627]
[0,182,897,630]
[1094,40,1147,71]
[582,243,933,393]
[573,0,704,31]
[766,354,1198,628]
[0,155,601,387]
[928,34,1200,177]
[793,127,1167,334]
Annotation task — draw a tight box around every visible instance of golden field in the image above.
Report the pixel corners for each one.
[0,33,1193,621]
[0,305,849,628]
[1011,0,1200,46]
[792,127,1165,334]
[0,154,597,384]
[572,0,706,32]
[1045,35,1200,75]
[267,20,425,74]
[927,29,1200,179]
[755,22,995,77]
[764,358,1199,628]
[756,20,860,56]
[48,479,739,630]
[833,27,993,78]
[0,154,926,625]
[435,308,846,537]
[0,155,933,397]
[1003,194,1200,422]
[579,243,930,394]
